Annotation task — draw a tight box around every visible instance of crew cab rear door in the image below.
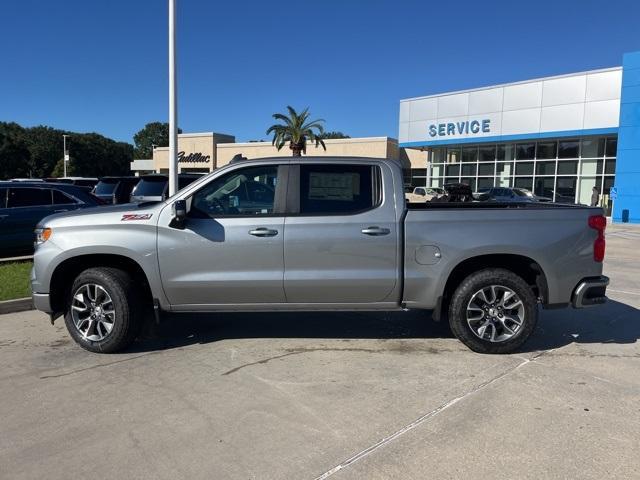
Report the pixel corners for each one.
[283,162,399,304]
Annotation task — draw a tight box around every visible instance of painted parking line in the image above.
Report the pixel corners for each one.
[607,288,640,297]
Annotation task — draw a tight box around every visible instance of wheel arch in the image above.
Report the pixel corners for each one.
[434,253,548,321]
[49,254,153,317]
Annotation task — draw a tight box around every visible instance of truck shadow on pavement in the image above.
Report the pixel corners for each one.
[127,299,639,354]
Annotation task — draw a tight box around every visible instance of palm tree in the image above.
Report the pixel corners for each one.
[266,106,326,156]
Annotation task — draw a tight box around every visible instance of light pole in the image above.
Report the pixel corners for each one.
[168,0,178,196]
[62,134,70,177]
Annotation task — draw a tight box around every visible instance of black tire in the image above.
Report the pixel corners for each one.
[64,267,142,353]
[448,268,537,354]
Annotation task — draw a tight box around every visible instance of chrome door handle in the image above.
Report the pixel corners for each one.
[361,226,390,236]
[248,227,278,237]
[54,209,69,213]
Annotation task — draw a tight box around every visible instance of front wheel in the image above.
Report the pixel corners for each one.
[448,268,538,354]
[64,267,142,353]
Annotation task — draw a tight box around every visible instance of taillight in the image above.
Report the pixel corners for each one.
[588,214,606,262]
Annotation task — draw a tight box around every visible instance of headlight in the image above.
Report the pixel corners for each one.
[34,227,52,245]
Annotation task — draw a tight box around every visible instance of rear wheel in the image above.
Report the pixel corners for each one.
[64,267,142,353]
[448,268,537,354]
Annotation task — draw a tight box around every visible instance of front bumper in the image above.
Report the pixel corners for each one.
[572,276,609,308]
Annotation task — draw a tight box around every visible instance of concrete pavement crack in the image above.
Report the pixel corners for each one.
[312,349,552,480]
[39,351,161,379]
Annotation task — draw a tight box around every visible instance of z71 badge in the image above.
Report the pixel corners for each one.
[121,214,153,221]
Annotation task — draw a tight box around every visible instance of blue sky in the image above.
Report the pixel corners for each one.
[1,0,639,144]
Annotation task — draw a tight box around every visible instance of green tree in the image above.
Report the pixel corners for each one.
[0,130,32,179]
[319,131,350,139]
[266,106,326,156]
[133,122,182,159]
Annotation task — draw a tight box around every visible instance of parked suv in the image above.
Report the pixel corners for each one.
[92,177,140,204]
[476,187,551,203]
[47,177,99,190]
[129,173,203,203]
[0,182,102,256]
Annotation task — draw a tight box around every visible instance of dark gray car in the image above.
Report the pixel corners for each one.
[0,182,102,256]
[129,173,203,203]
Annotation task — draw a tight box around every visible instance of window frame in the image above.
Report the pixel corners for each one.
[287,163,383,217]
[186,164,288,219]
[6,187,53,209]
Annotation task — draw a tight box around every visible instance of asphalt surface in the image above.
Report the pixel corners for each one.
[1,224,639,479]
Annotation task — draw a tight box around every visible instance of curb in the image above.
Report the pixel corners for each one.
[0,298,34,315]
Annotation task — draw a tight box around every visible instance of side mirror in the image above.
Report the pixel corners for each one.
[171,199,187,229]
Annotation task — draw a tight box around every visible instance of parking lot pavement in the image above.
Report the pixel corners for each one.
[1,230,639,479]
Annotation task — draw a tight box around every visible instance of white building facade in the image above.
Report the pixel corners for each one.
[399,67,622,212]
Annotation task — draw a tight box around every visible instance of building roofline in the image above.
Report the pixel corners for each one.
[400,66,623,103]
[217,136,397,147]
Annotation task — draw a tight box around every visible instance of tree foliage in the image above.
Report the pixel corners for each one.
[319,131,350,139]
[133,122,182,159]
[0,122,133,179]
[266,106,326,156]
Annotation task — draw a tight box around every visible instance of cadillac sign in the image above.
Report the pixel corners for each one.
[177,151,211,163]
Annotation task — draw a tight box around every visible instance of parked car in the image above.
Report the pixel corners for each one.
[31,157,608,355]
[475,187,550,203]
[0,182,102,256]
[405,186,445,203]
[129,173,204,203]
[47,177,99,189]
[92,177,140,204]
[9,178,44,182]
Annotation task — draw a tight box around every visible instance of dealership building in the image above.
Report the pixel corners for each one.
[400,51,640,222]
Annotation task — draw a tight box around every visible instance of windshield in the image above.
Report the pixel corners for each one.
[94,180,118,195]
[132,178,167,197]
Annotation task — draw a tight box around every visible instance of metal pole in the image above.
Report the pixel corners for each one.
[63,135,69,177]
[168,0,178,196]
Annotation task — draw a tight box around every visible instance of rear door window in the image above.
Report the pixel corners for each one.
[52,189,77,205]
[299,164,379,215]
[132,178,167,196]
[94,181,118,195]
[7,188,53,207]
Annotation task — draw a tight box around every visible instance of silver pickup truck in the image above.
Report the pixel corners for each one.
[31,157,609,354]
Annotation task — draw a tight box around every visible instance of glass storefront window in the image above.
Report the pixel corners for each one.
[446,147,460,163]
[555,177,577,203]
[514,177,533,190]
[605,138,617,157]
[516,143,535,160]
[431,164,443,177]
[478,163,494,176]
[603,176,615,194]
[412,168,427,177]
[559,140,579,158]
[478,177,494,189]
[497,144,515,161]
[535,177,555,199]
[430,177,443,187]
[516,162,534,175]
[536,141,557,159]
[461,177,476,191]
[581,138,605,158]
[446,164,460,177]
[605,159,616,174]
[479,145,496,162]
[431,147,445,163]
[580,159,603,176]
[462,147,478,162]
[461,164,476,176]
[557,161,577,175]
[536,161,556,176]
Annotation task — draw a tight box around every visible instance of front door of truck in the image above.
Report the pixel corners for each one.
[283,162,399,304]
[157,164,287,306]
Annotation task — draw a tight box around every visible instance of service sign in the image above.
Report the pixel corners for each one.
[428,119,491,138]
